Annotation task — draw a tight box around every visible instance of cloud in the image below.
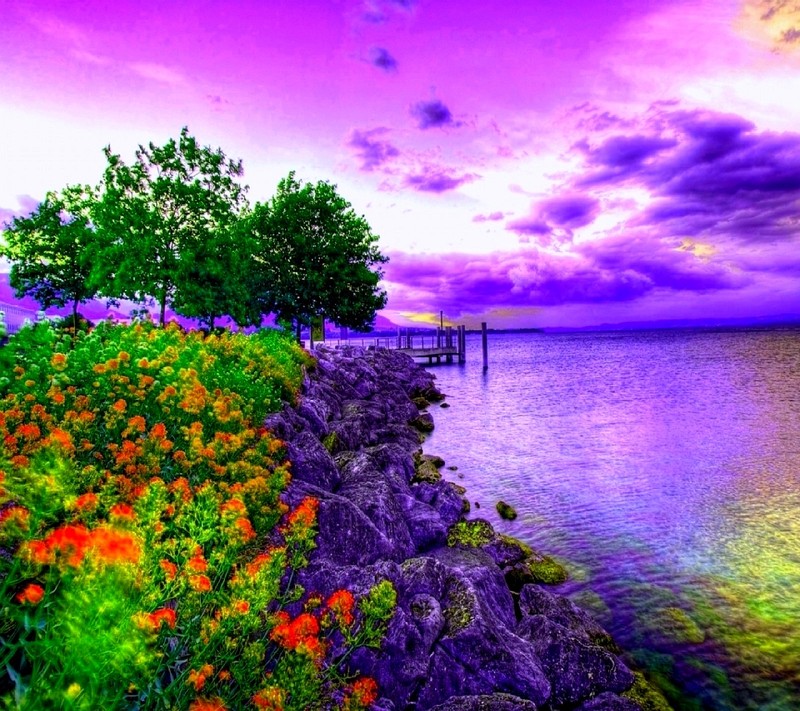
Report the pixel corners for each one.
[129,62,186,85]
[472,211,505,223]
[0,196,39,227]
[368,47,398,71]
[506,194,600,246]
[404,167,477,193]
[348,128,401,171]
[571,106,800,245]
[744,0,800,48]
[359,0,418,24]
[411,99,460,129]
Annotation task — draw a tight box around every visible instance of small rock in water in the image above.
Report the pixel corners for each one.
[496,500,518,520]
[475,501,481,509]
[440,402,450,408]
[447,465,458,471]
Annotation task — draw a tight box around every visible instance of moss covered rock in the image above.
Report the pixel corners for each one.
[506,555,569,590]
[622,672,674,711]
[641,606,706,646]
[447,519,496,548]
[496,500,518,520]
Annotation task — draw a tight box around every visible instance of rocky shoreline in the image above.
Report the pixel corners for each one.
[265,346,657,710]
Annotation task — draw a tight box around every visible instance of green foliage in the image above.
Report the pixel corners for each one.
[94,127,249,326]
[247,171,388,336]
[0,323,394,710]
[447,520,495,547]
[0,185,101,329]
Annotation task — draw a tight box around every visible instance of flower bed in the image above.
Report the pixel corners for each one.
[0,321,396,710]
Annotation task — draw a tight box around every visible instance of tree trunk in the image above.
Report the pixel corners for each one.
[72,298,79,332]
[159,288,167,326]
[295,319,302,344]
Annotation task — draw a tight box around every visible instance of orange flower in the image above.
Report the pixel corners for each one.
[93,363,106,374]
[90,527,141,565]
[233,599,250,615]
[189,698,227,711]
[46,428,74,452]
[51,352,67,369]
[118,351,130,362]
[45,524,91,567]
[149,607,177,630]
[187,663,214,691]
[160,559,178,580]
[112,399,127,413]
[109,502,136,522]
[351,677,379,706]
[21,539,52,566]
[287,497,319,528]
[16,583,45,605]
[137,357,149,369]
[75,492,99,512]
[187,553,208,573]
[127,415,147,432]
[15,423,41,440]
[151,422,167,439]
[326,589,355,627]
[253,687,285,710]
[234,517,256,542]
[189,574,212,592]
[270,612,319,652]
[220,499,247,517]
[52,391,65,405]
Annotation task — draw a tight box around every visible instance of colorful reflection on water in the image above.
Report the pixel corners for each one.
[424,328,800,710]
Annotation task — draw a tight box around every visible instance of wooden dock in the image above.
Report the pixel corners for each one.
[333,325,469,365]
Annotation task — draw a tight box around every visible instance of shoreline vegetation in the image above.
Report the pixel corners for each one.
[0,320,670,709]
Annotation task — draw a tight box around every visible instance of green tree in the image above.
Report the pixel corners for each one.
[248,172,388,340]
[0,185,100,330]
[94,127,249,326]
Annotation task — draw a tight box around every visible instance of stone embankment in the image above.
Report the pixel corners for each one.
[265,346,645,710]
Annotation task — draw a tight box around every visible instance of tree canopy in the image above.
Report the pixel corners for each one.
[248,172,388,338]
[94,127,249,326]
[0,184,100,329]
[1,132,389,337]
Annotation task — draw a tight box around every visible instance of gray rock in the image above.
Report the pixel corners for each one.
[428,693,538,710]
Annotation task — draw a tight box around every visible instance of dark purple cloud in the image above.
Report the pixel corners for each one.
[404,167,477,193]
[368,47,398,71]
[538,194,600,228]
[573,107,800,245]
[411,99,459,129]
[506,194,599,246]
[506,217,551,236]
[383,229,753,316]
[348,128,400,171]
[472,211,504,223]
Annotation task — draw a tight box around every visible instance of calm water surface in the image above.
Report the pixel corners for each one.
[423,328,800,710]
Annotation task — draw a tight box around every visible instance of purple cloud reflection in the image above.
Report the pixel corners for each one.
[349,128,400,171]
[411,99,459,129]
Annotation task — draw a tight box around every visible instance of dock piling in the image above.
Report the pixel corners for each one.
[481,322,488,371]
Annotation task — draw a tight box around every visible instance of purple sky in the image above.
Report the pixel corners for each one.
[2,0,800,328]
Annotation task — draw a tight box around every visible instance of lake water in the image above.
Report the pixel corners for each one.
[423,328,800,710]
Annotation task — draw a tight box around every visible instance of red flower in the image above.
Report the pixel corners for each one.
[326,589,355,627]
[149,607,177,630]
[187,663,214,691]
[287,497,319,528]
[160,559,178,580]
[189,574,212,592]
[109,502,136,522]
[233,599,250,615]
[45,524,91,567]
[16,583,45,605]
[187,553,208,573]
[351,677,379,706]
[189,698,227,711]
[270,612,320,652]
[75,492,99,512]
[112,399,127,412]
[253,687,285,710]
[90,527,141,565]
